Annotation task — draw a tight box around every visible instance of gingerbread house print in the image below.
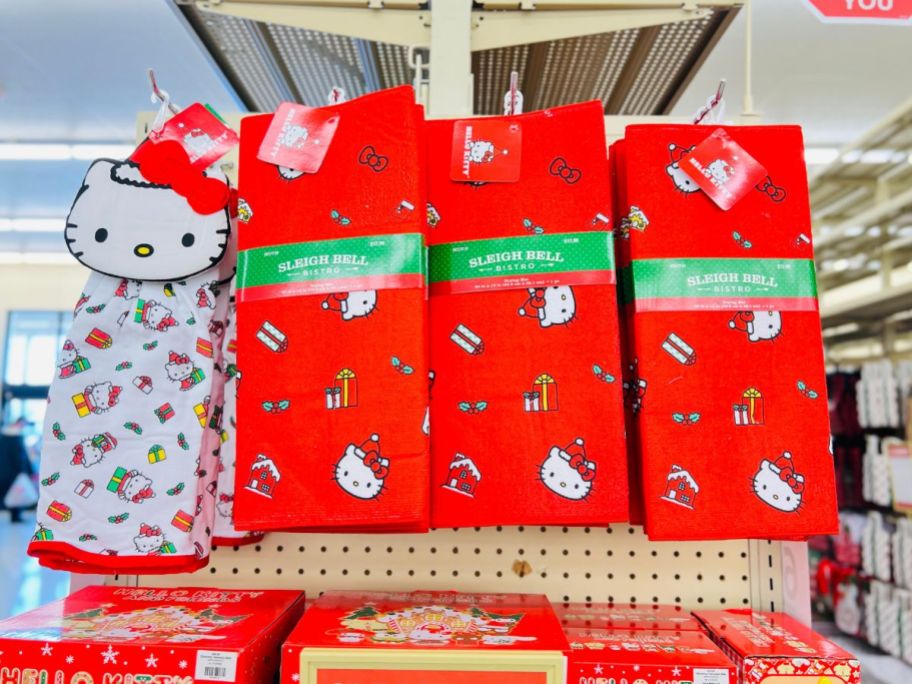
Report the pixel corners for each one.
[660,465,699,510]
[441,454,481,498]
[245,454,280,499]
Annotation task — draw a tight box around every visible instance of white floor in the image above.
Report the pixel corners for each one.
[0,511,70,619]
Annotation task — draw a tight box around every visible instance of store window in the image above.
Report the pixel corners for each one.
[2,311,72,432]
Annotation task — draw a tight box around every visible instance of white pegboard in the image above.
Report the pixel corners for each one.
[124,525,786,612]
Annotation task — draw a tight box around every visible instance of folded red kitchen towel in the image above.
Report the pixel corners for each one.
[233,87,429,532]
[426,101,627,527]
[619,124,837,540]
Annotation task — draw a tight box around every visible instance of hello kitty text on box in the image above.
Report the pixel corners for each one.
[695,610,861,684]
[0,586,305,684]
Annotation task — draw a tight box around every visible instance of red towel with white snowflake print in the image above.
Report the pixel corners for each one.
[618,124,837,540]
[233,87,429,532]
[426,101,627,527]
[28,155,234,573]
[212,285,263,546]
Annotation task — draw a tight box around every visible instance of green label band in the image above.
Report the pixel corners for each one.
[237,233,425,303]
[429,231,616,295]
[624,257,819,312]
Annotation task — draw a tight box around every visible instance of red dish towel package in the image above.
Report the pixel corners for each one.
[234,86,429,532]
[618,124,837,540]
[426,101,627,527]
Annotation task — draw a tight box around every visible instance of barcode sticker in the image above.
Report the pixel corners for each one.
[694,668,730,684]
[195,650,238,682]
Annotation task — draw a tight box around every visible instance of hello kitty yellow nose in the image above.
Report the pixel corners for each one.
[773,494,779,500]
[134,243,154,257]
[353,481,360,487]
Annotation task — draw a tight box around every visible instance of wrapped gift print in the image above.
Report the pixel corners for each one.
[426,101,627,528]
[618,124,838,540]
[28,132,237,573]
[234,86,429,533]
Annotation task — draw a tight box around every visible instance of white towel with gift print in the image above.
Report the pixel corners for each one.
[28,156,233,574]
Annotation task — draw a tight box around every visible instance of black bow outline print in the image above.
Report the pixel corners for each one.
[755,176,787,203]
[358,145,389,172]
[548,157,582,184]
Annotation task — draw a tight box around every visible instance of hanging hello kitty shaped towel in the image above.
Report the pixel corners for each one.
[28,127,237,573]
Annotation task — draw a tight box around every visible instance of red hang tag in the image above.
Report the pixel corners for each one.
[144,103,239,170]
[679,128,768,210]
[450,119,522,183]
[257,102,340,174]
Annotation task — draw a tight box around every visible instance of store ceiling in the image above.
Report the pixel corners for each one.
[1,0,910,260]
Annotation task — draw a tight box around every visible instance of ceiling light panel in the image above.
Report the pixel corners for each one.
[190,9,290,111]
[267,24,367,105]
[620,16,712,115]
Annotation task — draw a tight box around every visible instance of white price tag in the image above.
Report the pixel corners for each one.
[195,650,239,682]
[694,668,731,684]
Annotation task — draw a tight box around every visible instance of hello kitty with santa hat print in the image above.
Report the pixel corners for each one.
[334,434,390,500]
[29,115,238,575]
[539,438,596,501]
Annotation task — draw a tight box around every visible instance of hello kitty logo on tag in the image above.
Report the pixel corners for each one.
[451,119,522,183]
[144,103,238,170]
[678,128,768,210]
[258,102,339,175]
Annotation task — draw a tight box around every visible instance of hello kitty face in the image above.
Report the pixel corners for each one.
[133,525,165,554]
[71,439,104,468]
[707,159,734,184]
[752,458,804,513]
[216,495,233,521]
[322,291,378,322]
[731,310,782,343]
[469,140,496,164]
[538,443,595,501]
[65,159,230,280]
[278,124,309,150]
[58,341,77,368]
[518,287,576,328]
[142,301,177,332]
[120,472,155,504]
[165,352,194,383]
[333,439,388,500]
[115,279,141,300]
[89,381,119,413]
[748,310,782,342]
[666,144,699,194]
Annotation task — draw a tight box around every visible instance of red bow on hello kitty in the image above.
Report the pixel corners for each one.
[364,453,389,479]
[108,386,122,402]
[778,467,805,494]
[133,140,230,215]
[138,524,161,537]
[169,351,190,365]
[568,454,596,482]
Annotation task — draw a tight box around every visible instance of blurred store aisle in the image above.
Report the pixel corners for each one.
[0,512,69,619]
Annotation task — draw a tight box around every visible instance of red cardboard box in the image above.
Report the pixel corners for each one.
[555,602,702,631]
[281,590,569,684]
[566,628,736,684]
[695,610,861,683]
[0,585,305,684]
